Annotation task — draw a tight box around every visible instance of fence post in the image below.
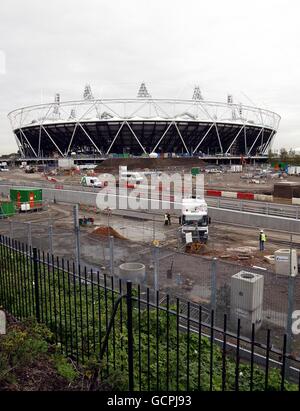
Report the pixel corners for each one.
[177,228,181,251]
[73,204,81,271]
[9,220,13,239]
[154,245,160,291]
[211,257,217,312]
[32,248,40,322]
[109,235,114,277]
[286,234,296,378]
[28,222,32,248]
[126,281,134,391]
[48,225,53,256]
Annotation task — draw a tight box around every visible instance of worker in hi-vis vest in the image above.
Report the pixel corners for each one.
[259,229,266,251]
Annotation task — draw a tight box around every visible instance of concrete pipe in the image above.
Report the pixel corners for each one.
[119,262,146,284]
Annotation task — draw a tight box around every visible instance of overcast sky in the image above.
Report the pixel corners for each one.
[0,0,299,154]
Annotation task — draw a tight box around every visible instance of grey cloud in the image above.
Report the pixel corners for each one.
[0,0,299,153]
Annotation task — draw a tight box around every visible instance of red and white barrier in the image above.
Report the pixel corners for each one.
[237,192,254,200]
[206,189,222,197]
[204,189,272,202]
[221,191,237,199]
[106,183,275,204]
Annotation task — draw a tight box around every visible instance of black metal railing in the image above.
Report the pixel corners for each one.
[0,234,299,391]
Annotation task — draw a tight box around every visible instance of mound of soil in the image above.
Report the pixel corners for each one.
[95,157,206,173]
[91,226,127,240]
[185,243,211,254]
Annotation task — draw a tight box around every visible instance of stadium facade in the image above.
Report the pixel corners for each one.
[8,83,280,158]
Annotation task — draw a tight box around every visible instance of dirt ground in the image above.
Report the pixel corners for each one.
[2,164,300,196]
[1,202,298,300]
[1,165,300,353]
[1,202,300,353]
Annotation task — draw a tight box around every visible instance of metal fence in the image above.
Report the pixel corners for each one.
[0,215,299,355]
[0,235,299,391]
[136,245,300,353]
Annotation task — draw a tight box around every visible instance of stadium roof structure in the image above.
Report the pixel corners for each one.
[8,83,280,158]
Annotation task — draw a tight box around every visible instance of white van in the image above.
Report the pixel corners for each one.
[119,171,144,184]
[81,176,103,188]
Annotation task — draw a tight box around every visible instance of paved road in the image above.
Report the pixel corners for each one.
[1,179,300,220]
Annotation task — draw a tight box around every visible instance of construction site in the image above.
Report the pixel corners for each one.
[1,156,300,356]
[3,0,300,392]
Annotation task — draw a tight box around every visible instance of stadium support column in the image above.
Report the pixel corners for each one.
[262,130,275,154]
[260,128,265,153]
[214,124,223,154]
[41,125,65,157]
[225,126,245,155]
[248,128,264,156]
[66,124,78,156]
[78,123,103,156]
[19,128,38,157]
[106,122,125,154]
[193,123,214,154]
[125,121,147,154]
[152,122,173,153]
[38,125,42,157]
[244,126,248,155]
[14,133,25,157]
[174,123,189,154]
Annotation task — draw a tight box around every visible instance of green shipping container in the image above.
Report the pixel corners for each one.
[10,188,43,210]
[0,201,15,218]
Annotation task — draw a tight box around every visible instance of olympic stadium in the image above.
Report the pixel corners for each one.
[8,83,280,159]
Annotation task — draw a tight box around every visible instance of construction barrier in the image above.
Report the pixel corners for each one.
[126,183,135,189]
[206,190,222,197]
[292,197,300,205]
[205,189,273,202]
[254,194,273,202]
[221,191,237,199]
[237,192,255,201]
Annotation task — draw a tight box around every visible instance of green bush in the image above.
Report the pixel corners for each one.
[53,355,78,382]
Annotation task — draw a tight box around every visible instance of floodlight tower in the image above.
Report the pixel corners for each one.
[69,108,76,119]
[53,93,60,117]
[227,94,236,120]
[137,82,151,98]
[192,85,203,100]
[83,84,94,100]
[238,102,243,118]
